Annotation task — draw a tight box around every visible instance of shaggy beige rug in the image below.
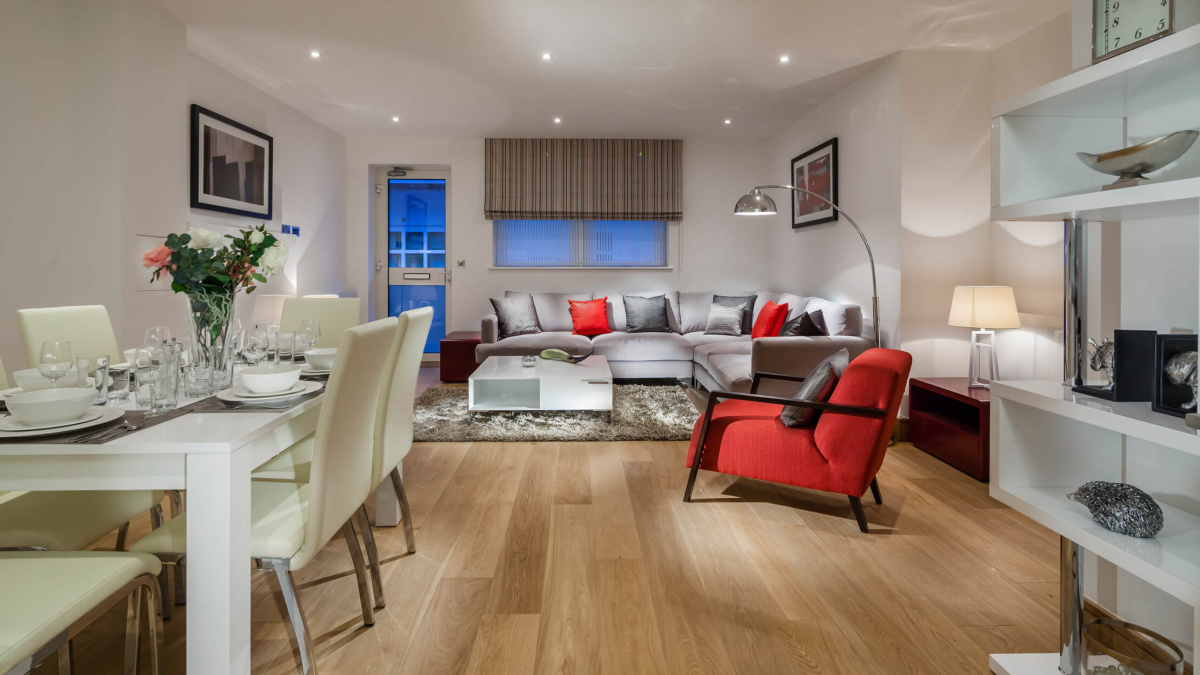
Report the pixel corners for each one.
[412,384,699,442]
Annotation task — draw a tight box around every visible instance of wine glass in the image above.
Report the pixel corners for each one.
[38,341,74,389]
[298,319,321,355]
[144,326,172,345]
[244,329,269,366]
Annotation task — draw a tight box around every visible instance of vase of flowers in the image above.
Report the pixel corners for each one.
[143,225,288,395]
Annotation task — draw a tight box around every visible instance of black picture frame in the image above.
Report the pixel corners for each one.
[190,104,273,219]
[790,138,838,228]
[1153,334,1198,418]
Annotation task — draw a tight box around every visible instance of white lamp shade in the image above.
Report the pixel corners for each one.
[948,286,1020,329]
[251,294,293,326]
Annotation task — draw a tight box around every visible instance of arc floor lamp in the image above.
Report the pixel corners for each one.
[734,186,880,348]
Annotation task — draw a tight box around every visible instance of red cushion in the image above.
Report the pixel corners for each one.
[569,297,611,336]
[751,301,789,339]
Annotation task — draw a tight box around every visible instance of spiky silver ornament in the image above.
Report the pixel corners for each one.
[1067,481,1163,538]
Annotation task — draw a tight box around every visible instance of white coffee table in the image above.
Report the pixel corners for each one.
[469,355,613,422]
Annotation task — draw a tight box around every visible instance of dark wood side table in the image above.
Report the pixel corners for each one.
[440,331,481,383]
[908,377,990,481]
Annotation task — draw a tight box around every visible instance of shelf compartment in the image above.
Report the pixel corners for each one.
[991,177,1200,222]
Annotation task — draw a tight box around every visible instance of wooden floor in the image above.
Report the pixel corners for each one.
[49,439,1062,674]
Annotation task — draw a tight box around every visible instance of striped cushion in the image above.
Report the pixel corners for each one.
[704,303,744,337]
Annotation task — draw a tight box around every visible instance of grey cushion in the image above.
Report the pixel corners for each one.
[604,291,681,332]
[679,292,714,334]
[475,331,593,362]
[490,295,541,340]
[780,349,850,428]
[591,331,692,361]
[704,303,744,336]
[506,291,594,332]
[623,295,671,333]
[805,300,863,336]
[781,312,825,337]
[713,294,756,334]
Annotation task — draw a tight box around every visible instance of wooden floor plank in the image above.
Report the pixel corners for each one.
[555,444,593,505]
[534,504,600,675]
[397,577,492,675]
[486,444,559,615]
[463,614,541,675]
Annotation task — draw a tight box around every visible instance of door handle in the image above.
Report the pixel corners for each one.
[375,261,383,271]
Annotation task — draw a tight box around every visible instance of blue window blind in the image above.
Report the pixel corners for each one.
[493,220,667,268]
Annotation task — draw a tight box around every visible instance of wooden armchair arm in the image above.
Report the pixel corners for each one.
[750,371,807,394]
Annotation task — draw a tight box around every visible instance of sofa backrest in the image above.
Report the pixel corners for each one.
[598,291,682,333]
[504,291,593,332]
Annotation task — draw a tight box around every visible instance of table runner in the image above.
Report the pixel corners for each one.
[0,388,322,445]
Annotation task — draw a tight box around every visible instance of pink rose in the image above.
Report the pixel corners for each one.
[142,244,172,270]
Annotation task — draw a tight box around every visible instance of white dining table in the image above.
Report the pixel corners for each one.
[0,386,398,674]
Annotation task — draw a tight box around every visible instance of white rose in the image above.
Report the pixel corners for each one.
[185,227,225,250]
[259,241,288,276]
[248,230,265,245]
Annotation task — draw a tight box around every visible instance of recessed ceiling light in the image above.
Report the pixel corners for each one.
[391,116,400,123]
[779,55,790,63]
[542,52,553,61]
[554,117,562,124]
[724,119,732,125]
[310,50,321,59]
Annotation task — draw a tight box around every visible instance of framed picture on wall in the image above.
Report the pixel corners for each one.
[790,137,838,228]
[190,104,273,219]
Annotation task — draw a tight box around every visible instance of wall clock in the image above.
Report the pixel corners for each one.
[1094,0,1174,63]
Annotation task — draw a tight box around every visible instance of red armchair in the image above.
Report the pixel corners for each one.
[684,348,912,533]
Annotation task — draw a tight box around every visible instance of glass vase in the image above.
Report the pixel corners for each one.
[185,290,238,396]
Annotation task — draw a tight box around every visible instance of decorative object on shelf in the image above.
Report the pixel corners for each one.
[143,224,288,396]
[1084,618,1185,674]
[1067,481,1163,538]
[947,286,1021,389]
[1073,330,1156,402]
[733,181,880,348]
[1092,0,1174,63]
[1088,338,1117,392]
[1076,130,1198,190]
[788,138,838,227]
[190,104,274,219]
[1153,334,1199,417]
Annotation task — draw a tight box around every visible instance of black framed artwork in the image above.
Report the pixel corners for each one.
[190,104,273,219]
[790,137,838,228]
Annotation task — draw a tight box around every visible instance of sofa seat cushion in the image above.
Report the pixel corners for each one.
[693,341,751,370]
[591,331,692,362]
[685,400,837,493]
[682,332,749,347]
[705,352,753,392]
[476,332,594,362]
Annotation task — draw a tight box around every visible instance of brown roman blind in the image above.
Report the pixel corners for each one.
[484,138,683,221]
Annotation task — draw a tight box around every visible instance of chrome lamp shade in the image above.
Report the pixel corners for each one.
[733,189,778,215]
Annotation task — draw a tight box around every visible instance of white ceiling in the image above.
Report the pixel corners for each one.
[156,0,1070,140]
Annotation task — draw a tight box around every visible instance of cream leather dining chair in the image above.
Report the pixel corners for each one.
[0,551,163,675]
[0,353,8,389]
[16,305,121,369]
[279,297,362,349]
[133,318,399,674]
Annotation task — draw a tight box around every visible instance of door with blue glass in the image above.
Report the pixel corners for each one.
[377,169,448,354]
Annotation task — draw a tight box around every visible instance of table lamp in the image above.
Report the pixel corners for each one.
[948,286,1020,389]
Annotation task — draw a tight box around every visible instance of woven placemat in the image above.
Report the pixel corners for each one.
[0,388,322,445]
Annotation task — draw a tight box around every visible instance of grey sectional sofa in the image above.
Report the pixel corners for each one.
[477,291,874,394]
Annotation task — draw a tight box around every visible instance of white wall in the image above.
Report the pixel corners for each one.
[343,138,772,331]
[765,56,904,346]
[0,0,347,371]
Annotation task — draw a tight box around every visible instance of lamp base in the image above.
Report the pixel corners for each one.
[968,329,999,389]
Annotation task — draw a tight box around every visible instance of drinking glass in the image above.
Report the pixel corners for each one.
[134,345,161,408]
[107,363,131,401]
[244,329,269,366]
[298,319,321,355]
[150,341,181,411]
[144,326,172,345]
[276,332,296,365]
[38,341,73,389]
[78,356,110,405]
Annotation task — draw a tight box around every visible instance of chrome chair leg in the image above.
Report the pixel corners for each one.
[115,523,129,551]
[144,579,164,675]
[341,520,375,627]
[354,505,386,609]
[263,558,318,675]
[123,587,142,675]
[167,490,183,518]
[174,559,186,606]
[57,641,73,674]
[149,504,164,529]
[157,565,173,621]
[389,466,417,553]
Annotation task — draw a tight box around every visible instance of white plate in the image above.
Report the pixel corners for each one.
[0,388,23,400]
[0,406,125,438]
[216,380,322,403]
[300,364,331,376]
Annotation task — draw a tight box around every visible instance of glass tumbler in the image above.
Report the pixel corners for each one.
[150,342,181,412]
[78,356,110,405]
[276,332,296,365]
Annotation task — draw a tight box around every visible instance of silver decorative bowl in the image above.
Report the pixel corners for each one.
[1077,130,1199,188]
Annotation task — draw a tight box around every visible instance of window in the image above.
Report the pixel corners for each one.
[493,220,668,268]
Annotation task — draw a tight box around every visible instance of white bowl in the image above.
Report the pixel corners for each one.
[13,368,83,391]
[240,365,303,395]
[304,348,338,371]
[6,388,96,426]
